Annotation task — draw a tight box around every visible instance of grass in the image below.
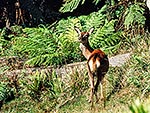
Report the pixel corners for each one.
[0,33,150,113]
[57,34,150,113]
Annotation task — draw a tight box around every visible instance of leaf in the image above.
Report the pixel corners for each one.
[124,3,146,30]
[60,0,82,13]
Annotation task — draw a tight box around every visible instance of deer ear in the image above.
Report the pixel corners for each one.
[74,27,81,36]
[88,27,94,35]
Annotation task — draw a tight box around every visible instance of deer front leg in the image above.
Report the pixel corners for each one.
[87,65,94,103]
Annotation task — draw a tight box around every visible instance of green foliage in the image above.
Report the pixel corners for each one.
[10,22,82,66]
[59,0,102,13]
[77,5,122,53]
[93,0,102,5]
[12,26,59,66]
[0,1,148,67]
[20,71,56,100]
[55,18,82,63]
[129,99,150,113]
[78,5,107,29]
[126,35,150,93]
[124,3,146,30]
[0,68,88,112]
[127,54,150,91]
[0,28,13,56]
[0,83,8,102]
[1,33,150,113]
[91,19,122,53]
[60,0,83,13]
[0,82,14,103]
[13,26,57,58]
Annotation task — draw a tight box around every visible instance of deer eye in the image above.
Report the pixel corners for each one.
[83,35,88,39]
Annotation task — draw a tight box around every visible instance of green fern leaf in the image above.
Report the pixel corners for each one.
[60,0,82,13]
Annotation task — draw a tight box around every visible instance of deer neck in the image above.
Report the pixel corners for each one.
[79,42,94,60]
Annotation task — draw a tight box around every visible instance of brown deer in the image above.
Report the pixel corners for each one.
[75,27,109,104]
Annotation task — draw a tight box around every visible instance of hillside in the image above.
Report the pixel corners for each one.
[0,0,150,113]
[0,34,149,113]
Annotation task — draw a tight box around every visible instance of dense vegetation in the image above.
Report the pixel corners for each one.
[0,0,150,112]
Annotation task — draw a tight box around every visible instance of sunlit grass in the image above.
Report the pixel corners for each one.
[0,33,150,112]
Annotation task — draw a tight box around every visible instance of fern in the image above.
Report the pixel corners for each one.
[0,83,7,102]
[56,18,83,63]
[93,0,101,5]
[124,3,145,30]
[25,53,64,66]
[59,5,121,55]
[13,19,83,66]
[59,0,102,13]
[90,19,122,53]
[78,5,107,30]
[60,0,83,13]
[11,25,60,66]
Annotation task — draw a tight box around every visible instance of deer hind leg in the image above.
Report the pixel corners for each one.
[100,82,104,100]
[95,73,105,102]
[88,73,94,103]
[99,75,105,101]
[94,75,100,103]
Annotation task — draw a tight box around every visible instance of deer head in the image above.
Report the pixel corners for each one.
[75,27,94,46]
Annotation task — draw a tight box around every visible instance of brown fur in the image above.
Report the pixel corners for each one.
[75,27,109,104]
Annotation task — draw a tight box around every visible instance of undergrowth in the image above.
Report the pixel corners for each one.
[0,1,149,112]
[0,34,149,112]
[0,5,128,66]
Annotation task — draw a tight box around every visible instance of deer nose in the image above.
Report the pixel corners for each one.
[78,37,81,40]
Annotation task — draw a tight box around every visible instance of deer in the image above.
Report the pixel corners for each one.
[75,27,109,105]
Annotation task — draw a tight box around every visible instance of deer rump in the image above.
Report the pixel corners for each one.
[87,49,109,77]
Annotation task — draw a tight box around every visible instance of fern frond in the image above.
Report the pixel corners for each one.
[59,0,103,13]
[90,19,122,53]
[93,0,101,5]
[60,0,82,13]
[78,5,107,30]
[124,3,145,30]
[25,52,63,66]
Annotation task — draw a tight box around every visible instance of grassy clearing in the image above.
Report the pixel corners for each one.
[57,34,150,112]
